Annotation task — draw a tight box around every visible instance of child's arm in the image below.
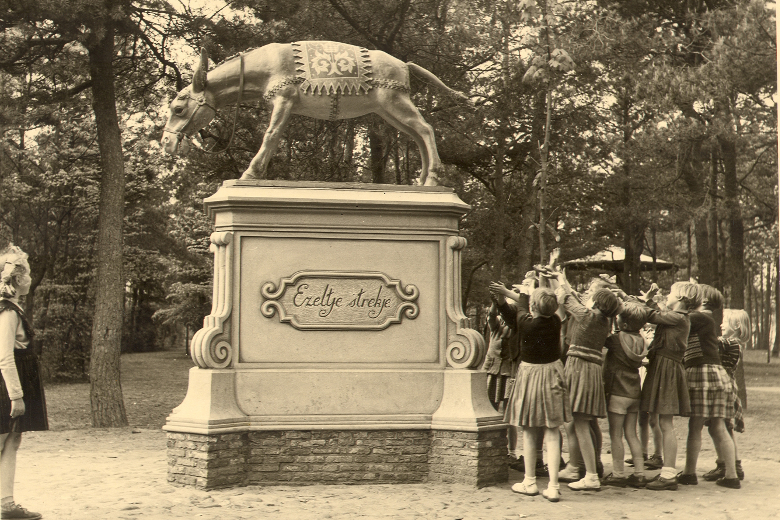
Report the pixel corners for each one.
[0,310,24,402]
[489,281,520,302]
[554,273,591,321]
[647,308,685,326]
[486,300,499,332]
[640,283,659,302]
[492,292,519,332]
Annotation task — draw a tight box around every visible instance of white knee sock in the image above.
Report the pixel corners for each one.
[660,466,677,479]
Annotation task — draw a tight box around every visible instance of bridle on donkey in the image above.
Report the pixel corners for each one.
[166,53,245,155]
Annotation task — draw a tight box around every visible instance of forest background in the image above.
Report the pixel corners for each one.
[0,0,777,427]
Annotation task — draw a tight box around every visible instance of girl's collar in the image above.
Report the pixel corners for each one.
[0,297,23,312]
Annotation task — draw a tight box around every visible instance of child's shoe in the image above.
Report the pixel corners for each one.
[678,473,698,485]
[716,477,741,489]
[511,481,539,496]
[601,473,627,488]
[0,504,42,519]
[703,461,725,481]
[645,454,664,470]
[542,486,560,502]
[736,460,745,480]
[646,476,678,491]
[568,476,601,491]
[508,456,525,472]
[557,465,580,483]
[535,460,549,477]
[626,473,647,488]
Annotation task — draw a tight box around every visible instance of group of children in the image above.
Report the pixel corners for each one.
[482,270,749,502]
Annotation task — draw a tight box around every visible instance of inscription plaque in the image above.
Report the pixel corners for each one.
[260,271,420,330]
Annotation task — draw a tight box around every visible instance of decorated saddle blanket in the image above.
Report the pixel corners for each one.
[293,41,372,95]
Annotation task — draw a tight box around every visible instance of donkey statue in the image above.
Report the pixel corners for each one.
[161,42,470,186]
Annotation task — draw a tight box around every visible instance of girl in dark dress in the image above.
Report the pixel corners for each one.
[491,282,570,502]
[0,245,47,520]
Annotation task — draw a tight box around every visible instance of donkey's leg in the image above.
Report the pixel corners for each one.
[241,96,295,180]
[376,108,429,185]
[376,91,442,186]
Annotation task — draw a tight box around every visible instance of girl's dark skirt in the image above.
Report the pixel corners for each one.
[640,354,690,416]
[730,376,745,432]
[565,356,607,418]
[486,374,510,405]
[0,348,49,434]
[504,360,571,429]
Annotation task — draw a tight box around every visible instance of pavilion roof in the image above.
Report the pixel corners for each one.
[562,246,675,272]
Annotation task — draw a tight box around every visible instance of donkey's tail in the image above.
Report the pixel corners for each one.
[406,62,473,106]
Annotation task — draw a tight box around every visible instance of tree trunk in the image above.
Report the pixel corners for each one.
[87,22,128,428]
[343,120,355,182]
[764,263,771,360]
[539,90,553,264]
[648,225,657,283]
[693,216,714,284]
[707,150,720,289]
[755,267,762,348]
[490,145,506,281]
[774,254,780,357]
[369,120,387,184]
[623,220,645,295]
[745,268,753,345]
[681,140,714,284]
[394,134,401,185]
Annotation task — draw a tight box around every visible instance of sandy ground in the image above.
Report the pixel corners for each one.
[9,350,779,519]
[13,400,780,520]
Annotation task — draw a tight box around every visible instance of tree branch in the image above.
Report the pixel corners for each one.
[327,0,384,51]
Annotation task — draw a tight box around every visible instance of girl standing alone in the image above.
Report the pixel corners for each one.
[0,245,47,519]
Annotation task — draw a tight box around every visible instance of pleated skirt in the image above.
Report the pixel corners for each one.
[504,360,571,429]
[0,349,49,434]
[640,355,690,416]
[686,364,735,419]
[565,356,607,418]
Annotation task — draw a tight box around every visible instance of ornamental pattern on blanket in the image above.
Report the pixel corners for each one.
[293,41,372,95]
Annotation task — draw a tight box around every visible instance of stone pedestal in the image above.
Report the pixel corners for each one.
[164,180,505,488]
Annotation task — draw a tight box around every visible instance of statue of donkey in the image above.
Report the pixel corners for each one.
[161,42,470,186]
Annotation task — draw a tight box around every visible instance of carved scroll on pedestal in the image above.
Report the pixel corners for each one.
[444,236,485,369]
[190,232,234,369]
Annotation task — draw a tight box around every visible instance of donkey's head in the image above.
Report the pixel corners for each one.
[161,48,217,154]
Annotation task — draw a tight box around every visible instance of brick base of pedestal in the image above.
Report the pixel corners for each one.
[429,429,508,487]
[167,432,249,489]
[167,428,507,489]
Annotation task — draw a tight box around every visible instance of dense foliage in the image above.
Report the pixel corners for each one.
[0,0,776,390]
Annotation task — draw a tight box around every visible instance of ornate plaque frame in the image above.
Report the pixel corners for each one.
[260,270,419,331]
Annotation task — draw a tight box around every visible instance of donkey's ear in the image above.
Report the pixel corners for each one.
[192,47,209,93]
